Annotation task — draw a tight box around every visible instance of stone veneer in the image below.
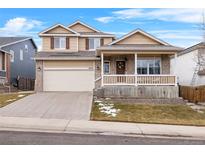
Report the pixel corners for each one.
[35,60,43,92]
[161,55,170,74]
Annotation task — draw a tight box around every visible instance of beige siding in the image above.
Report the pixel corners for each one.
[79,37,86,51]
[44,60,94,68]
[69,23,96,32]
[103,38,113,45]
[46,26,73,34]
[116,32,161,45]
[41,36,78,51]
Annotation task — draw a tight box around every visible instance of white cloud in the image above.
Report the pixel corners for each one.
[150,29,203,40]
[0,17,43,35]
[112,9,143,19]
[95,16,114,23]
[146,9,204,23]
[96,8,205,24]
[104,31,127,36]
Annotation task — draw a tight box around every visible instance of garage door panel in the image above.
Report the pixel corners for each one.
[43,70,94,91]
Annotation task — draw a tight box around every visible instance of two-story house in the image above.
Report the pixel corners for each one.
[0,37,37,87]
[35,20,183,98]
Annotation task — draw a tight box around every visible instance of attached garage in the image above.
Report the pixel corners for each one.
[43,61,95,91]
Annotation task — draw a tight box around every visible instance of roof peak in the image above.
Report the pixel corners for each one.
[67,20,101,33]
[109,28,170,46]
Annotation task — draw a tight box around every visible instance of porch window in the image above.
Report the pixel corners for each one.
[89,38,100,50]
[54,37,66,49]
[137,58,161,74]
[103,61,110,74]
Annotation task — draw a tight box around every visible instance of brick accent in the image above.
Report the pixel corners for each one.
[95,60,101,88]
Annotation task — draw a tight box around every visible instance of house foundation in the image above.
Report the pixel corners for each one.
[94,85,179,99]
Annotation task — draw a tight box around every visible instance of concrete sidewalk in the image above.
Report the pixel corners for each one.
[0,116,205,139]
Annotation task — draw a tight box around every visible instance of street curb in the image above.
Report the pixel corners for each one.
[0,125,205,141]
[1,117,205,140]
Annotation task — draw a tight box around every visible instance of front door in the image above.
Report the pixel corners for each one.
[116,61,126,74]
[116,61,126,83]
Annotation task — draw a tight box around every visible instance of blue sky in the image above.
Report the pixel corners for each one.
[0,8,204,49]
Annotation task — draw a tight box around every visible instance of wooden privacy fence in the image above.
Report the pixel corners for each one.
[17,77,35,91]
[179,85,205,103]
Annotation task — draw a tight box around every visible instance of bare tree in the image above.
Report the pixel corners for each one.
[190,13,205,85]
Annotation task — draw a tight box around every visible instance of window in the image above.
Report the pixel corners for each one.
[137,58,161,75]
[10,50,14,62]
[25,44,28,52]
[104,61,110,74]
[54,37,66,49]
[89,38,100,50]
[20,49,23,61]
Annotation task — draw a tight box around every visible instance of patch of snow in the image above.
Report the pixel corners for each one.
[18,94,25,98]
[97,102,120,117]
[94,100,102,103]
[5,99,16,102]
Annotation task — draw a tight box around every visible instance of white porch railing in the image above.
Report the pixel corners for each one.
[103,74,177,86]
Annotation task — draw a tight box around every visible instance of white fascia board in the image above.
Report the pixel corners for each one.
[68,20,101,33]
[80,35,114,37]
[38,23,80,35]
[39,34,80,37]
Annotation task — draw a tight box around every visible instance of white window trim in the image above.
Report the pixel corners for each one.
[10,50,14,62]
[89,38,100,51]
[54,37,66,49]
[20,49,24,61]
[136,57,162,75]
[25,44,28,52]
[103,61,110,74]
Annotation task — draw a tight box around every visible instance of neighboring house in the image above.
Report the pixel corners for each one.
[171,42,205,86]
[35,20,182,98]
[0,37,37,86]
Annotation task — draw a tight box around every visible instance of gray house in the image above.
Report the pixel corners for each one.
[0,37,37,86]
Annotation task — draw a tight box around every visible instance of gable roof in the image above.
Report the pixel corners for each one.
[0,37,37,49]
[39,24,79,36]
[109,29,170,46]
[177,42,205,57]
[68,20,101,33]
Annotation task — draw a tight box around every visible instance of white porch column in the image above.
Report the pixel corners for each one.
[174,53,178,86]
[101,52,104,86]
[134,53,138,86]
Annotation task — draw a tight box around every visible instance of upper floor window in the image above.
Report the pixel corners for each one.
[20,49,24,61]
[10,50,14,62]
[137,58,161,75]
[25,44,28,52]
[89,38,100,50]
[54,37,66,49]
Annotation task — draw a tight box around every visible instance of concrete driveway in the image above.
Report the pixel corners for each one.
[0,92,93,120]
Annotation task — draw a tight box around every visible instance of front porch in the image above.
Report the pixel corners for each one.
[100,52,177,87]
[0,51,8,84]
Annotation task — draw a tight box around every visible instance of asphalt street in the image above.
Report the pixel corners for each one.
[0,131,205,145]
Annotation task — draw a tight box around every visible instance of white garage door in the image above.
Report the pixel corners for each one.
[43,68,94,91]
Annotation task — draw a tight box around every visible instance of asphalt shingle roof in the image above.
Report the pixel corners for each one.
[97,44,183,51]
[0,37,30,47]
[35,51,99,60]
